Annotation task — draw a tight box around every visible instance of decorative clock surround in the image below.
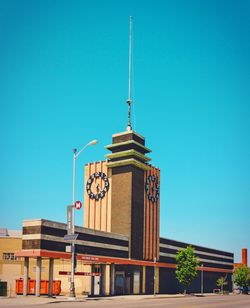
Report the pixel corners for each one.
[145,175,160,203]
[86,172,109,200]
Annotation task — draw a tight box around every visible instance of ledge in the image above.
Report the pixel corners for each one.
[107,158,150,171]
[106,140,151,153]
[105,149,151,162]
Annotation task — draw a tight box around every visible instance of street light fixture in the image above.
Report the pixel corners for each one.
[69,139,98,298]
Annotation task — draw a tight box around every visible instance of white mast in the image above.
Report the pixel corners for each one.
[126,16,133,131]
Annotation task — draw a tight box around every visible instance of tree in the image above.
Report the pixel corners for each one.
[175,245,200,294]
[234,266,250,294]
[216,275,228,294]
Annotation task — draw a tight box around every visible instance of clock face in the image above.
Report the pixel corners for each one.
[145,175,160,203]
[86,172,109,200]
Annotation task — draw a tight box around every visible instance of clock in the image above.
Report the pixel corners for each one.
[145,175,160,203]
[86,172,109,200]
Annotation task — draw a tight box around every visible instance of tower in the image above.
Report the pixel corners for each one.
[83,131,160,261]
[83,17,160,261]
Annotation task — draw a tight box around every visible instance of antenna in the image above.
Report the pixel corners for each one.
[126,16,133,131]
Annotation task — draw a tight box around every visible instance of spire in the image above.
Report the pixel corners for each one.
[126,16,133,131]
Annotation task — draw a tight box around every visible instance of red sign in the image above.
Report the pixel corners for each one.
[81,256,99,262]
[74,201,82,210]
[59,271,101,276]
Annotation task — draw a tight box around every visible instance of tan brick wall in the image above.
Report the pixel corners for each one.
[84,161,111,232]
[53,260,92,295]
[110,171,132,241]
[0,237,93,296]
[0,237,22,296]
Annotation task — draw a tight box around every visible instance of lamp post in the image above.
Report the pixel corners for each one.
[201,263,204,295]
[69,139,98,298]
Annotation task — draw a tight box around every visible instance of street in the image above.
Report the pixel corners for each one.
[0,295,250,308]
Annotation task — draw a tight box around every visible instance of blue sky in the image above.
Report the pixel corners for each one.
[0,0,249,264]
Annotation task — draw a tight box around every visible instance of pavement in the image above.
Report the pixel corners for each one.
[0,293,226,306]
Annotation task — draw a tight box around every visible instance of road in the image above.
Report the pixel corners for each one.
[71,296,249,308]
[1,295,250,308]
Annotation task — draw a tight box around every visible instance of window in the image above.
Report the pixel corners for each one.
[3,253,17,261]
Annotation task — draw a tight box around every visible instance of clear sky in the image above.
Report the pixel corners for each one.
[0,0,249,264]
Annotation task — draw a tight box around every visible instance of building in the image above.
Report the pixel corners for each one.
[14,129,234,296]
[0,228,22,296]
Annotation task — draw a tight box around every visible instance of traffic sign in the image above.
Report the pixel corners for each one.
[63,234,78,242]
[74,201,82,210]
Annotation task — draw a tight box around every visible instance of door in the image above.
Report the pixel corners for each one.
[125,276,131,294]
[93,276,100,295]
[115,272,125,295]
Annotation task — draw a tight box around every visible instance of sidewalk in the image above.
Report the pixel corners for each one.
[0,293,223,306]
[0,295,85,306]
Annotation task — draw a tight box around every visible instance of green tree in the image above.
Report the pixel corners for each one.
[234,266,250,293]
[175,245,200,294]
[216,275,228,294]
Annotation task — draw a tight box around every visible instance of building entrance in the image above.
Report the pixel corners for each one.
[91,264,101,296]
[93,275,100,295]
[115,272,125,295]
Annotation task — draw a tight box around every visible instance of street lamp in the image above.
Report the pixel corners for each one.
[69,139,98,298]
